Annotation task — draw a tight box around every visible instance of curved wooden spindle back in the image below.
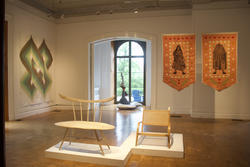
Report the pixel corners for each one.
[59,94,114,122]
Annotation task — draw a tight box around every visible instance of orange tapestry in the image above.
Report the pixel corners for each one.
[202,33,237,91]
[163,34,195,91]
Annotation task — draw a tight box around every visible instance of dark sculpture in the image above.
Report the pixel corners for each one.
[213,43,227,74]
[172,45,186,75]
[119,73,130,104]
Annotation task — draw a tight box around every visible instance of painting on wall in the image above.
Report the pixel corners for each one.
[202,33,237,91]
[163,34,196,91]
[20,36,53,99]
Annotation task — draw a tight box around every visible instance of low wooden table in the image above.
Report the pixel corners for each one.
[55,121,115,155]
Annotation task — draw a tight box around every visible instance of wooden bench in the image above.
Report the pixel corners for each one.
[55,94,115,155]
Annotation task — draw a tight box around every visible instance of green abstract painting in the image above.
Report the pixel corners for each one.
[20,37,53,99]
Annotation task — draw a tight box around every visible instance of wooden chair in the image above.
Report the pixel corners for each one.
[135,107,171,148]
[55,94,115,155]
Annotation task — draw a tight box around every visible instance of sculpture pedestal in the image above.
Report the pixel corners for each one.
[45,132,184,167]
[117,102,142,110]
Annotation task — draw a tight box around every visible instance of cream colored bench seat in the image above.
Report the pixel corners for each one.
[55,121,114,130]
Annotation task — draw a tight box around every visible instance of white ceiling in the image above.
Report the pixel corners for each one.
[17,0,243,18]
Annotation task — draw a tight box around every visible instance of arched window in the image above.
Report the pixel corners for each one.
[117,42,129,56]
[114,40,146,104]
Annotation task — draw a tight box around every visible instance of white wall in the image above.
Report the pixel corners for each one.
[5,2,57,120]
[55,1,250,118]
[192,4,250,119]
[6,0,250,119]
[55,10,193,114]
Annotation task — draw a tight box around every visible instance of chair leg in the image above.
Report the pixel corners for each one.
[167,135,171,148]
[135,133,138,146]
[94,130,104,155]
[136,123,142,146]
[59,128,69,150]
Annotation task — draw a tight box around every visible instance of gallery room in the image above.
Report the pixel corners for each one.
[1,0,250,166]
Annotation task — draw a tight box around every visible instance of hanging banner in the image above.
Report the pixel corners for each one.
[202,33,237,91]
[163,34,196,91]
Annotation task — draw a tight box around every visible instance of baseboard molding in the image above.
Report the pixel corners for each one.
[171,109,191,115]
[154,106,191,115]
[15,105,57,120]
[54,104,117,111]
[15,105,250,120]
[54,104,77,111]
[191,112,250,120]
[170,107,191,115]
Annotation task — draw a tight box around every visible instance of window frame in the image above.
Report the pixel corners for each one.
[113,40,146,104]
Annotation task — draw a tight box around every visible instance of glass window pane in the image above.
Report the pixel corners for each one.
[131,57,144,72]
[131,41,144,56]
[117,42,129,56]
[116,58,129,102]
[131,58,144,102]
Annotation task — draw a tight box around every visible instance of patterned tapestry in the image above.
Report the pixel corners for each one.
[202,33,237,91]
[20,37,53,99]
[163,34,196,91]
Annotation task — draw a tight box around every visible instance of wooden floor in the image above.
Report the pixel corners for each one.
[5,108,250,167]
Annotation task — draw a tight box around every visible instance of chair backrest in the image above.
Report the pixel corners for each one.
[59,93,114,122]
[142,107,170,126]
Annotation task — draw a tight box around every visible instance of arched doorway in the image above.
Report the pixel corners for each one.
[88,36,153,107]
